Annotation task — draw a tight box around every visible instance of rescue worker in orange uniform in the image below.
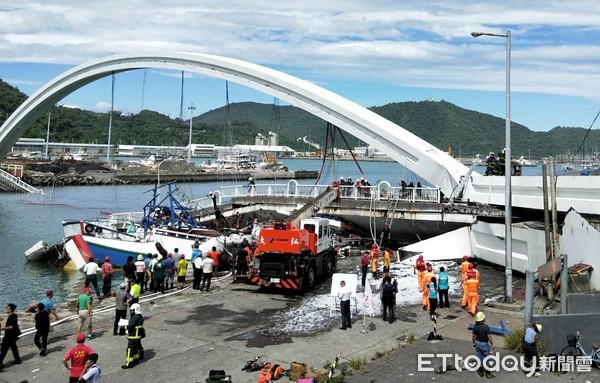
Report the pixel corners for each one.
[460,255,471,309]
[370,244,379,279]
[421,264,437,310]
[414,255,426,291]
[465,273,480,316]
[382,248,391,273]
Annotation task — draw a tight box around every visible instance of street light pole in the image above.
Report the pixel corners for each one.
[45,111,52,159]
[187,103,196,163]
[472,30,513,303]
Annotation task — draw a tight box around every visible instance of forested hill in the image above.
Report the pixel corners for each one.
[1,78,598,158]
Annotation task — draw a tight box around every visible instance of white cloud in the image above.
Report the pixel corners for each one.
[1,1,600,130]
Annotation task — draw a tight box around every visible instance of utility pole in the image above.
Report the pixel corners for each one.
[187,103,196,163]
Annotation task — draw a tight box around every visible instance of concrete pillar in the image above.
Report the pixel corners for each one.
[561,253,568,314]
[524,270,535,328]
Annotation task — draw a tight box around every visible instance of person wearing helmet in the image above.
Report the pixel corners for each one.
[176,253,188,290]
[472,311,495,378]
[460,256,471,309]
[369,244,379,279]
[134,254,146,294]
[465,273,480,316]
[101,256,114,298]
[122,303,145,369]
[523,323,542,377]
[414,255,426,292]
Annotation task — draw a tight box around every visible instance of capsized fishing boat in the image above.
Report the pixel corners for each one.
[62,182,248,267]
[24,240,49,261]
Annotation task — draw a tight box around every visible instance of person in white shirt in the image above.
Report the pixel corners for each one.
[79,352,101,383]
[83,257,102,299]
[200,257,214,292]
[337,281,352,330]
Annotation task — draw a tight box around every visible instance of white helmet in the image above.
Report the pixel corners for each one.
[130,303,142,315]
[248,177,253,181]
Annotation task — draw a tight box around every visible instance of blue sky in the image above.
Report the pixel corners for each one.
[1,1,599,132]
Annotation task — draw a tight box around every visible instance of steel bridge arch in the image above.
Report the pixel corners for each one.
[0,52,469,196]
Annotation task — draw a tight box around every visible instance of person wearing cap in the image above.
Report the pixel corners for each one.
[523,323,542,377]
[83,256,102,300]
[77,287,94,338]
[200,254,215,292]
[163,252,176,290]
[134,254,146,294]
[153,255,166,293]
[471,311,495,378]
[63,333,94,383]
[114,282,128,336]
[122,303,145,369]
[79,352,101,383]
[41,289,59,321]
[101,256,114,298]
[176,253,188,289]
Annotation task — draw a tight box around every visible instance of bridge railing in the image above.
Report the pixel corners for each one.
[0,165,44,194]
[189,181,440,208]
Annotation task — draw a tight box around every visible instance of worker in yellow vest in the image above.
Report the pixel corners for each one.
[414,255,426,291]
[421,264,436,310]
[460,255,471,309]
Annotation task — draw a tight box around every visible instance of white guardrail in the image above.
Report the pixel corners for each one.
[0,164,44,194]
[189,180,440,208]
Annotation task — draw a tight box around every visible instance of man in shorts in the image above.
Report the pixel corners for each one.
[77,287,94,339]
[176,254,188,289]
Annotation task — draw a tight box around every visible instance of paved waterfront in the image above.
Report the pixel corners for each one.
[1,260,597,383]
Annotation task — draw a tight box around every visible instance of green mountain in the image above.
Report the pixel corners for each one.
[1,78,598,159]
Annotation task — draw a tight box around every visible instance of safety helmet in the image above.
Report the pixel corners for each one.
[248,177,253,181]
[463,255,469,261]
[157,254,163,261]
[371,243,378,249]
[534,323,542,333]
[340,176,344,180]
[137,254,143,261]
[475,312,485,322]
[130,303,142,315]
[418,255,423,260]
[468,263,474,269]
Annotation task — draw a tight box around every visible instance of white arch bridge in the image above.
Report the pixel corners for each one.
[1,52,599,215]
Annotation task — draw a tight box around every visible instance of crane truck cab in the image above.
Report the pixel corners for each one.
[249,218,336,291]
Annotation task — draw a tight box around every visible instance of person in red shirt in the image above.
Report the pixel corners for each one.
[63,333,94,383]
[101,256,114,298]
[360,251,369,288]
[207,246,221,273]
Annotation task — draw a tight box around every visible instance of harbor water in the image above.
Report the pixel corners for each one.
[0,158,543,309]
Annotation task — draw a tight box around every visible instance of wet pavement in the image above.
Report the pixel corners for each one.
[0,257,597,383]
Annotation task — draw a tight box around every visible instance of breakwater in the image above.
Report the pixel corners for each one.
[23,169,319,186]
